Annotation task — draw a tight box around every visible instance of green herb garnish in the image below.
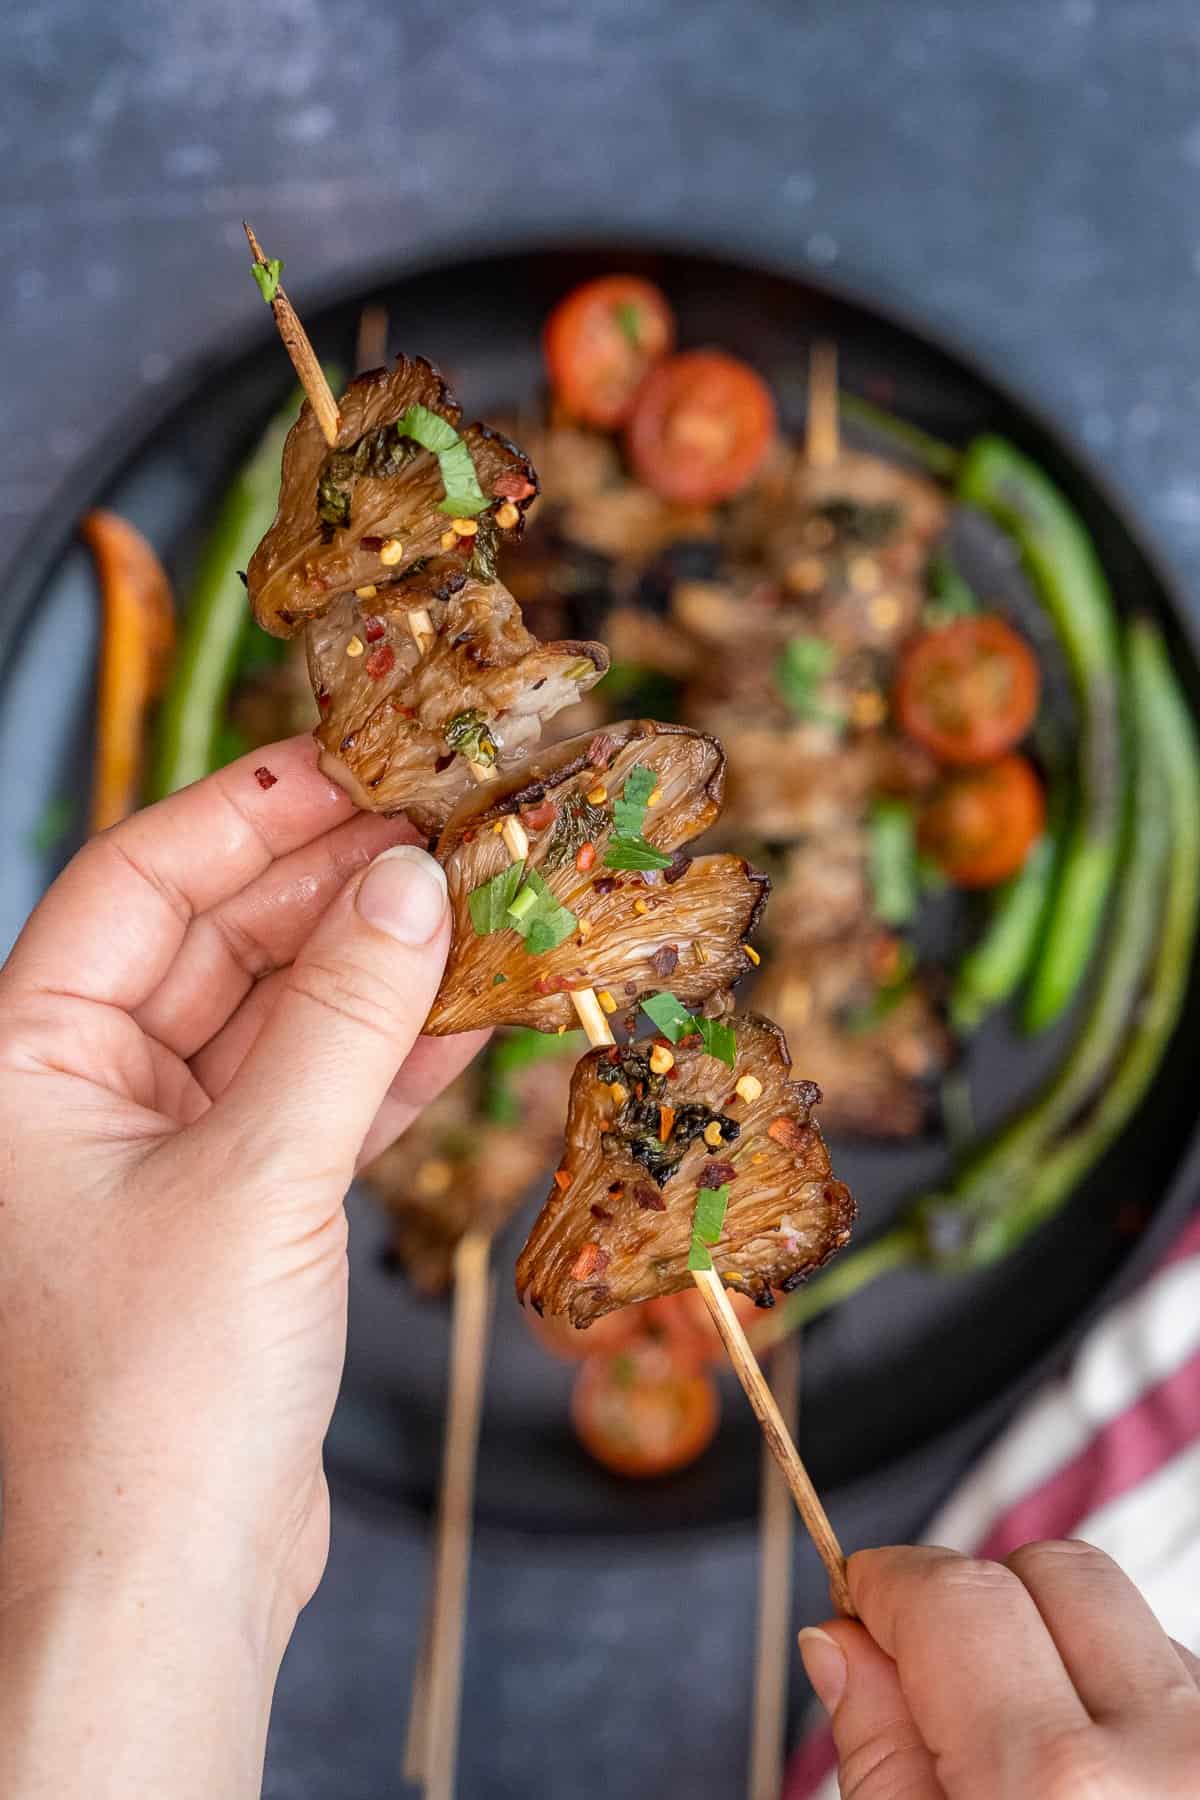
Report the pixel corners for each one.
[639,993,737,1068]
[774,635,844,726]
[445,709,499,766]
[492,972,508,986]
[868,798,918,926]
[604,763,672,870]
[694,1016,737,1068]
[468,861,526,935]
[250,258,283,305]
[612,764,657,837]
[395,402,489,517]
[506,868,578,954]
[614,300,642,348]
[603,838,674,871]
[688,1184,730,1272]
[317,424,415,536]
[639,991,695,1042]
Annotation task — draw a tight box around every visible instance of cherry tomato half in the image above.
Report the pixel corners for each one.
[544,275,676,430]
[523,1301,641,1363]
[571,1337,720,1479]
[894,615,1041,767]
[919,753,1045,889]
[626,350,777,505]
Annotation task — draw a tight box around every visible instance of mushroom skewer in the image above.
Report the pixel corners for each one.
[243,232,855,1663]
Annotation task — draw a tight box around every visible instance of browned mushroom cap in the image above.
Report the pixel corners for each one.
[425,720,769,1033]
[307,564,607,831]
[246,355,538,638]
[364,1037,578,1295]
[514,1012,855,1325]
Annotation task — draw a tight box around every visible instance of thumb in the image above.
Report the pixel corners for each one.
[799,1622,944,1799]
[207,844,452,1180]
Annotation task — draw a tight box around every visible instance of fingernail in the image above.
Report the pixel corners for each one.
[798,1627,847,1715]
[356,846,448,945]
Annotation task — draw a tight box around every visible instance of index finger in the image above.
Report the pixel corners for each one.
[849,1546,1089,1799]
[2,735,360,1011]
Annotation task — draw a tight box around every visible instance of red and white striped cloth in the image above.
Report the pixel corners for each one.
[785,1209,1200,1800]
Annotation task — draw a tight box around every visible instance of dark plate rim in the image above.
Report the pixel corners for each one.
[6,229,1199,1537]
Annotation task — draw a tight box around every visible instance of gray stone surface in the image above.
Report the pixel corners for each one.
[5,2,1200,1793]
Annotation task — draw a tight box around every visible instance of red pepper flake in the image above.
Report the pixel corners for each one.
[492,472,535,501]
[587,732,617,768]
[702,1160,737,1188]
[317,687,332,710]
[365,644,396,680]
[658,1104,676,1143]
[253,765,277,790]
[767,1115,809,1153]
[605,1046,622,1065]
[607,1180,624,1196]
[634,1181,665,1212]
[651,943,679,978]
[575,841,597,874]
[592,876,618,896]
[363,616,386,643]
[663,850,692,886]
[361,535,385,552]
[570,1242,610,1281]
[554,1169,572,1192]
[522,798,557,831]
[590,1204,613,1223]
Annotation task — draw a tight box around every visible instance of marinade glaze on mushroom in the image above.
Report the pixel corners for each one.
[245,355,608,832]
[515,1013,855,1326]
[425,719,769,1033]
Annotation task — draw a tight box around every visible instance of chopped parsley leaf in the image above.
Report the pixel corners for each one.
[395,402,488,517]
[868,798,918,926]
[639,992,737,1067]
[250,258,283,305]
[612,763,657,838]
[603,837,673,871]
[506,868,578,954]
[468,862,526,935]
[604,763,671,869]
[688,1184,730,1272]
[773,634,844,726]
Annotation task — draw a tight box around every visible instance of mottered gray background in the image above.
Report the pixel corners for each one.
[4,2,1200,1794]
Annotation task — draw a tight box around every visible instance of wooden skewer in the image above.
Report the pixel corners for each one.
[805,340,840,470]
[243,221,342,449]
[694,1270,852,1616]
[748,1333,802,1800]
[254,261,853,1681]
[421,1230,494,1800]
[402,624,851,1613]
[403,1585,435,1785]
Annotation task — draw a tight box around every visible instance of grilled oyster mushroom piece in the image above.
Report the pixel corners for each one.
[752,934,953,1139]
[425,720,769,1033]
[246,355,539,638]
[515,1013,855,1326]
[365,1035,577,1295]
[307,565,607,830]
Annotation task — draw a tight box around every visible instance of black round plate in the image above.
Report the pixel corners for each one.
[4,241,1198,1536]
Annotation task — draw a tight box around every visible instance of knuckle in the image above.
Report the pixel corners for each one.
[208,907,276,983]
[1008,1538,1112,1582]
[921,1553,1018,1604]
[1029,1726,1120,1799]
[838,1722,933,1799]
[287,952,408,1047]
